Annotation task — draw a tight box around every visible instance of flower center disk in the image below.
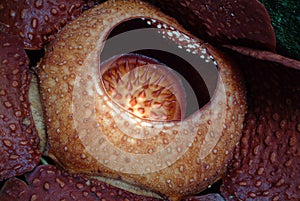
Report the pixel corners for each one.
[100,53,186,121]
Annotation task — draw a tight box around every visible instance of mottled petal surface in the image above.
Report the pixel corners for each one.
[221,55,300,200]
[184,193,224,201]
[148,0,276,51]
[0,32,40,181]
[0,165,162,201]
[0,0,85,49]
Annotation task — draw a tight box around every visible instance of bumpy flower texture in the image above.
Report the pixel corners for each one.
[0,0,299,201]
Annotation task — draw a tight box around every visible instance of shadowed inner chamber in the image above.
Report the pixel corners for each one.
[99,18,219,120]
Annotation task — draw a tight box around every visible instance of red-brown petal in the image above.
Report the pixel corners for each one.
[221,55,300,200]
[0,178,29,201]
[83,0,107,10]
[0,165,163,201]
[0,32,40,181]
[223,45,300,70]
[183,193,224,201]
[148,0,276,51]
[0,0,85,49]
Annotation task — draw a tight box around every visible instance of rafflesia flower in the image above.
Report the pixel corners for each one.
[0,0,299,200]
